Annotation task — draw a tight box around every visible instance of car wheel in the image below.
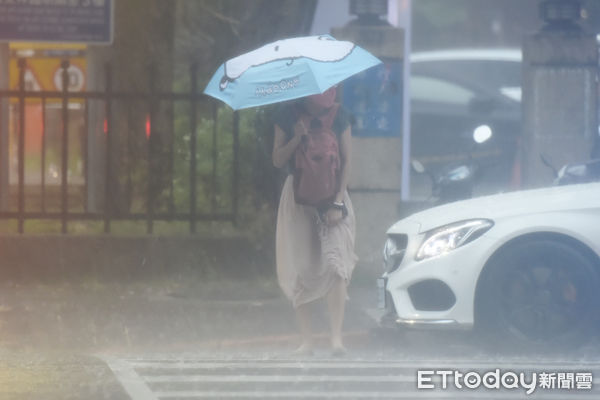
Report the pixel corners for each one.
[476,239,599,350]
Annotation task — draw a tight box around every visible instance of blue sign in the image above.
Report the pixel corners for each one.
[0,0,113,44]
[342,59,402,137]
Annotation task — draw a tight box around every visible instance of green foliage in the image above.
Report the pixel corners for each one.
[170,101,279,240]
[1,0,317,237]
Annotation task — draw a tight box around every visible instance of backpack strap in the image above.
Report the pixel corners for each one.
[332,105,353,136]
[274,102,353,140]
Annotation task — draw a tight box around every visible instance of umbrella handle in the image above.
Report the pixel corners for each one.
[219,76,230,90]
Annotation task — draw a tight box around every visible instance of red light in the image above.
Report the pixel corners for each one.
[145,115,151,139]
[103,118,108,134]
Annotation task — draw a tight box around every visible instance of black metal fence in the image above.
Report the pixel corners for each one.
[0,59,242,234]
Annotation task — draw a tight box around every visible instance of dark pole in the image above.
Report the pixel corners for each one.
[232,111,239,225]
[147,66,155,235]
[83,98,89,213]
[60,60,70,234]
[104,64,112,233]
[211,103,218,212]
[17,58,25,234]
[41,96,46,213]
[189,64,198,234]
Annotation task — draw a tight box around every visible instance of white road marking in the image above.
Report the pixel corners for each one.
[128,359,600,370]
[102,357,600,400]
[153,391,411,399]
[144,374,413,383]
[99,356,158,400]
[152,390,600,399]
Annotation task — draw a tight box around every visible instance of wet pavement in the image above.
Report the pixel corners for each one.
[0,272,376,399]
[2,272,600,399]
[0,274,374,352]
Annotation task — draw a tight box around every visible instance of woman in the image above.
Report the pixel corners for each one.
[272,86,357,356]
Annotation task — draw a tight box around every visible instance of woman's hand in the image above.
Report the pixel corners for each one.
[272,121,305,169]
[325,207,343,226]
[293,119,308,141]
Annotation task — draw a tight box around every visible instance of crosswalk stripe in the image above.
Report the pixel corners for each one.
[126,357,600,365]
[153,391,415,398]
[152,390,600,399]
[145,374,413,383]
[128,360,600,370]
[100,356,159,400]
[101,357,600,400]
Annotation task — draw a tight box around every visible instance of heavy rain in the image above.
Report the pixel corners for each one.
[0,0,600,399]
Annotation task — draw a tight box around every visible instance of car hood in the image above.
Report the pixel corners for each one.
[389,182,600,234]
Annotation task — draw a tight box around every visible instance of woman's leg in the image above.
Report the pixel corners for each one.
[295,302,314,352]
[326,276,347,351]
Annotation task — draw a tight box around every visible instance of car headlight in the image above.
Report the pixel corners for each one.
[415,219,493,261]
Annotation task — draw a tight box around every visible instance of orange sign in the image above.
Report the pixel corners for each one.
[9,42,86,93]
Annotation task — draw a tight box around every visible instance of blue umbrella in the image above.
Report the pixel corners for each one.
[203,35,382,110]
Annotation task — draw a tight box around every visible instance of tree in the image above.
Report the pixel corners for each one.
[86,0,176,215]
[174,0,317,88]
[85,0,317,221]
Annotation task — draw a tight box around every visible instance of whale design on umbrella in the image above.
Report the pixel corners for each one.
[220,36,355,90]
[204,34,382,110]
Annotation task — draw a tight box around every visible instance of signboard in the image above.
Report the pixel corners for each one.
[342,60,402,137]
[9,43,86,93]
[0,0,113,44]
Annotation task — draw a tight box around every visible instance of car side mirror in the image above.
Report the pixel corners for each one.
[411,159,426,173]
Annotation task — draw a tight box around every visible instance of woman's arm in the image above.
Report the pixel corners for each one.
[325,126,351,226]
[335,126,352,203]
[272,120,306,169]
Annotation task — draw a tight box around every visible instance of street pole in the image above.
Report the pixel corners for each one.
[399,0,412,201]
[0,43,9,211]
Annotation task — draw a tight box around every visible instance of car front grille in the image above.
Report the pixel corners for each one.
[384,233,408,273]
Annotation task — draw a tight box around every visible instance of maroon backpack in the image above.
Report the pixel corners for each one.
[293,104,341,207]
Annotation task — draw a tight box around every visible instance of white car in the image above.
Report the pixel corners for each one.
[379,182,600,347]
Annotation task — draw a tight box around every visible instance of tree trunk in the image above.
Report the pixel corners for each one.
[87,0,176,215]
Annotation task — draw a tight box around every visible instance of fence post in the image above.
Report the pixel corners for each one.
[211,102,218,213]
[232,111,239,225]
[60,60,70,234]
[17,58,26,234]
[146,66,155,234]
[189,64,198,234]
[0,44,9,212]
[83,97,89,213]
[41,97,46,212]
[104,64,112,233]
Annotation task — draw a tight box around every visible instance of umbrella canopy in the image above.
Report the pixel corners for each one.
[204,35,382,110]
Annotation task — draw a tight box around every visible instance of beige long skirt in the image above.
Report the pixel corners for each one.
[276,175,358,308]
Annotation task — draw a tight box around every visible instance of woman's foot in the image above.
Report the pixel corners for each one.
[292,343,314,356]
[331,337,347,357]
[331,344,347,357]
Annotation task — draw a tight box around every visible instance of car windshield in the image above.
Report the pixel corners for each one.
[411,75,476,105]
[412,57,522,102]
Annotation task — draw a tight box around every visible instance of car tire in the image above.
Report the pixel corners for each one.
[475,238,600,351]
